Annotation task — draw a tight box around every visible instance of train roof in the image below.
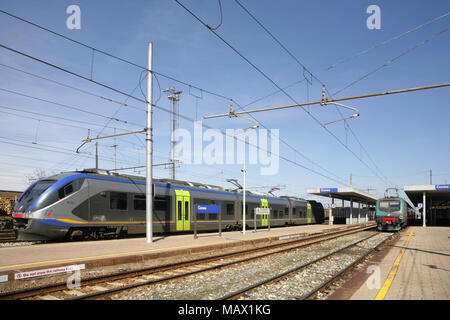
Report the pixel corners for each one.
[44,168,311,202]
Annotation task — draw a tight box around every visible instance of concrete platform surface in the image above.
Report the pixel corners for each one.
[330,226,450,300]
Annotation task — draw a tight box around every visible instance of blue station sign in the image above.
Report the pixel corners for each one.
[435,185,450,191]
[320,188,338,193]
[196,205,220,214]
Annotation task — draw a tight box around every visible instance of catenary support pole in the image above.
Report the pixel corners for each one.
[146,42,153,243]
[423,191,426,227]
[242,160,246,235]
[328,194,332,225]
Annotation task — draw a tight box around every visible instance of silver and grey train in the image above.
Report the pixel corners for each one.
[12,169,325,241]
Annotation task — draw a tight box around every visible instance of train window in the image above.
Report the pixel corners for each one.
[58,183,73,199]
[293,208,296,216]
[178,201,182,220]
[134,194,146,211]
[285,208,289,216]
[197,212,205,220]
[390,201,400,210]
[65,184,73,195]
[226,203,234,216]
[379,200,400,212]
[379,201,389,210]
[154,197,167,212]
[185,202,189,220]
[110,192,127,210]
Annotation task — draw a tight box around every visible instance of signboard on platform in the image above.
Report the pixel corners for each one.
[255,207,270,215]
[320,188,338,193]
[14,264,85,280]
[0,275,7,283]
[435,185,450,191]
[417,203,423,209]
[196,205,220,214]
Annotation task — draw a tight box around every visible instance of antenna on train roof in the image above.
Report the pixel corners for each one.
[384,187,399,198]
[226,179,242,192]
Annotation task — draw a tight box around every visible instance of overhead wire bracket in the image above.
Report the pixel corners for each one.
[227,99,260,130]
[320,85,360,126]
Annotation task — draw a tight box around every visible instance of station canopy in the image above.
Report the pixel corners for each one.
[404,184,450,207]
[307,187,378,204]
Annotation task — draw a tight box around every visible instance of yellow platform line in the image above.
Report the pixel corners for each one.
[0,239,242,270]
[0,225,349,271]
[0,229,306,270]
[374,227,415,300]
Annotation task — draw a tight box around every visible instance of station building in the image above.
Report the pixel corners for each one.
[404,184,450,226]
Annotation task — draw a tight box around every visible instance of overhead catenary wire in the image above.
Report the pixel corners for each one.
[237,10,450,111]
[0,63,147,112]
[205,82,450,117]
[2,52,347,186]
[233,0,385,186]
[0,41,355,187]
[229,12,450,183]
[1,6,446,190]
[0,9,234,103]
[206,0,223,31]
[175,0,395,187]
[0,12,355,188]
[329,26,450,98]
[0,138,144,169]
[234,0,323,87]
[0,105,137,133]
[225,1,449,188]
[0,86,143,127]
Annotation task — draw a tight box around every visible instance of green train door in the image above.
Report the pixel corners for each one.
[175,190,190,231]
[307,203,312,224]
[261,199,269,226]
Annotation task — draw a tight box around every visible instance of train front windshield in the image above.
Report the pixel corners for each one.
[379,200,400,213]
[14,180,56,213]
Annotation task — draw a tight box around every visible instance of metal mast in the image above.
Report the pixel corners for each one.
[164,86,182,180]
[146,42,153,243]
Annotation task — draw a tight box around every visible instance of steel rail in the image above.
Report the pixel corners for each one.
[216,232,382,300]
[0,223,375,300]
[74,224,376,300]
[297,229,401,300]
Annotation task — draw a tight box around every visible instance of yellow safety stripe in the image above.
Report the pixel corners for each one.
[374,228,415,300]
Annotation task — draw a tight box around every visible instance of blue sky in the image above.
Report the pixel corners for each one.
[0,0,449,204]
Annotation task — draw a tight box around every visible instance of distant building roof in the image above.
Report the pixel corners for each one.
[404,184,450,206]
[306,186,378,204]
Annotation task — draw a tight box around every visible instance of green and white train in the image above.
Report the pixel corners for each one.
[375,196,414,231]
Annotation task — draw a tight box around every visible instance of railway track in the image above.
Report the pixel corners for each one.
[0,223,376,300]
[219,230,396,300]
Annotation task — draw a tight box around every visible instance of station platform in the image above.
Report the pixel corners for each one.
[0,223,370,286]
[329,226,450,300]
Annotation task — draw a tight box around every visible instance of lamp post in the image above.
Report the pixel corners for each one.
[205,100,259,236]
[242,157,247,235]
[236,124,259,235]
